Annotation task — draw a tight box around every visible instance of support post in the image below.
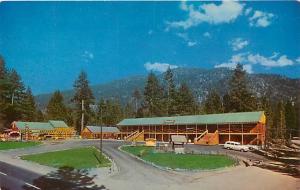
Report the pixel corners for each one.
[242,124,244,145]
[229,124,231,141]
[81,99,84,132]
[155,125,157,140]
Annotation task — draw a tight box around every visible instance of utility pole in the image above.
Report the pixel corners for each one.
[11,92,14,105]
[100,107,103,152]
[81,99,84,132]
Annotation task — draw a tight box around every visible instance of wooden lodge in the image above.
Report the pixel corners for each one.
[81,126,120,139]
[10,120,76,140]
[117,111,266,145]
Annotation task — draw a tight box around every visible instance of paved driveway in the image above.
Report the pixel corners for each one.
[0,140,299,190]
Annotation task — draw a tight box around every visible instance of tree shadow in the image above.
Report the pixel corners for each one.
[23,166,107,190]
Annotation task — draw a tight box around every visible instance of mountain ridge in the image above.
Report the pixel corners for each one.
[35,67,300,109]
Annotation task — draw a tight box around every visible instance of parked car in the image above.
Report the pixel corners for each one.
[224,141,249,152]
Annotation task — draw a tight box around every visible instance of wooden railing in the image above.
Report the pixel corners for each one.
[125,130,138,140]
[126,130,144,141]
[249,137,258,145]
[194,130,208,142]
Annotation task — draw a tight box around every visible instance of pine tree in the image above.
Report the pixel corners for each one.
[72,71,94,131]
[274,101,286,140]
[46,91,68,121]
[3,69,26,124]
[124,102,135,118]
[0,56,8,129]
[132,89,141,116]
[260,96,275,142]
[21,87,37,121]
[36,110,45,122]
[144,72,164,116]
[98,98,123,125]
[176,83,197,115]
[164,67,177,116]
[204,90,223,114]
[295,95,300,137]
[285,100,297,138]
[228,64,257,112]
[222,93,232,113]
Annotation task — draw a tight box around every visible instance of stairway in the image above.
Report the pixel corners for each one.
[194,130,219,145]
[249,137,258,145]
[194,130,208,143]
[125,130,144,142]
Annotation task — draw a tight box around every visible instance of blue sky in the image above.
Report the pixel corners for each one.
[0,1,299,94]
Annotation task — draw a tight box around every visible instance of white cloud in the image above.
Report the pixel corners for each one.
[247,54,293,67]
[214,62,253,74]
[296,57,300,63]
[82,51,94,62]
[187,41,197,47]
[176,32,197,47]
[215,53,253,73]
[166,1,244,30]
[203,32,211,38]
[176,32,189,41]
[249,10,274,27]
[245,8,252,16]
[144,62,179,73]
[230,38,249,51]
[215,52,295,73]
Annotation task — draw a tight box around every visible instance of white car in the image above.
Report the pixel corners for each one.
[224,141,249,152]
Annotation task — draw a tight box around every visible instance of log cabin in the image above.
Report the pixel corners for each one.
[10,120,76,140]
[81,126,120,139]
[117,111,266,145]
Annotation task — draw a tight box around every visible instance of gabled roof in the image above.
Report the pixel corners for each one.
[49,120,69,128]
[117,111,264,126]
[15,122,53,130]
[14,120,70,131]
[86,126,120,133]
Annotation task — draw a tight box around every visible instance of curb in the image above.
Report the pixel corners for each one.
[118,145,239,173]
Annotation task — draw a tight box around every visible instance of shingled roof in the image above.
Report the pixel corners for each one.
[117,111,265,126]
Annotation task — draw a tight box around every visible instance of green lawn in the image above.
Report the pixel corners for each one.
[21,147,111,169]
[0,141,41,150]
[122,146,236,170]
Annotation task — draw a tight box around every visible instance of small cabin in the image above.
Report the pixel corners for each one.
[81,126,120,139]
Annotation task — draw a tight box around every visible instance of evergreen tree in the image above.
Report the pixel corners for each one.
[228,64,257,112]
[132,89,141,116]
[46,91,68,121]
[274,101,286,140]
[124,102,135,118]
[36,110,45,122]
[98,98,123,125]
[176,83,196,115]
[295,95,300,137]
[285,100,297,138]
[204,90,223,114]
[260,96,275,142]
[164,67,177,116]
[0,56,8,129]
[72,71,94,131]
[2,69,26,124]
[21,87,37,121]
[144,72,164,116]
[222,93,232,113]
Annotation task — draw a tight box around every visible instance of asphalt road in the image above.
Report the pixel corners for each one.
[0,161,41,190]
[0,140,298,190]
